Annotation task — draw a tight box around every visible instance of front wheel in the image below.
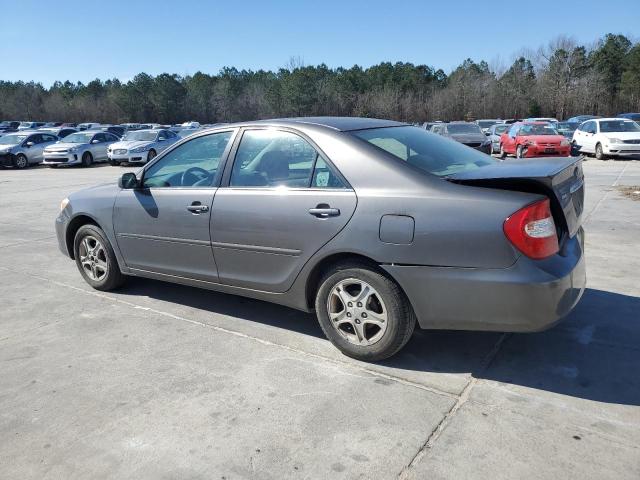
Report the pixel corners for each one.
[146,149,156,163]
[595,143,608,160]
[516,145,526,158]
[81,152,93,167]
[499,144,507,159]
[315,264,415,361]
[14,154,29,169]
[73,224,126,291]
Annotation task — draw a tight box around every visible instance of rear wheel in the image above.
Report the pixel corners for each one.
[73,224,125,291]
[81,152,92,167]
[14,154,28,169]
[315,263,415,361]
[595,143,608,160]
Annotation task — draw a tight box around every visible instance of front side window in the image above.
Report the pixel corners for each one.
[230,130,318,188]
[508,125,519,137]
[352,126,495,177]
[143,131,233,188]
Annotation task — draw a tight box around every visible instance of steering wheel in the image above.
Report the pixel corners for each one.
[181,166,210,186]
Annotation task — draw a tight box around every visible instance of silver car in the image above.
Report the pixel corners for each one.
[107,129,179,165]
[43,131,119,167]
[0,131,59,168]
[55,117,586,361]
[487,123,511,153]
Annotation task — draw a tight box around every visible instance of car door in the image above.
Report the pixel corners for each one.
[580,121,596,152]
[113,129,236,281]
[155,130,172,153]
[210,128,357,293]
[25,134,46,163]
[503,125,518,153]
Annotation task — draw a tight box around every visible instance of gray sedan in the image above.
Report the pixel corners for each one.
[43,131,119,167]
[0,131,59,168]
[55,117,586,361]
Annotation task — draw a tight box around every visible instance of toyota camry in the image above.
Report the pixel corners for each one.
[55,117,586,361]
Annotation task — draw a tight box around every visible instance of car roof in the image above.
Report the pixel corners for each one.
[231,116,406,132]
[596,117,636,122]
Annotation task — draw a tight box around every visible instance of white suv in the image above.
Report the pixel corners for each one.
[572,118,640,159]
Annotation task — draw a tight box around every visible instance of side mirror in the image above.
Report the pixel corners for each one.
[91,139,100,144]
[25,141,34,147]
[485,132,490,136]
[118,172,139,189]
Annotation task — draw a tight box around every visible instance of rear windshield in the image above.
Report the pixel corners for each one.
[600,120,640,133]
[477,120,497,128]
[494,124,509,134]
[352,126,495,177]
[447,123,482,134]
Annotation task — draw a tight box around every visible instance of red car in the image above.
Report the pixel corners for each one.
[499,122,571,158]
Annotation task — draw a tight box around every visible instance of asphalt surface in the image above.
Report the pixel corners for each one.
[1,158,639,479]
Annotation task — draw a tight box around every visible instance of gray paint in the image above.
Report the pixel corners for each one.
[56,117,586,332]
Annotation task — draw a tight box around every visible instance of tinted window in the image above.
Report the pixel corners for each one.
[143,131,233,188]
[28,134,42,144]
[352,126,495,177]
[230,130,318,188]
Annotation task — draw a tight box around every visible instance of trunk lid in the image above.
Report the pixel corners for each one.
[447,157,584,239]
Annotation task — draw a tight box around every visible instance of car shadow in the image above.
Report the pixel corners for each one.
[118,280,640,406]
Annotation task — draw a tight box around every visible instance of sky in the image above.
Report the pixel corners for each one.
[1,0,638,86]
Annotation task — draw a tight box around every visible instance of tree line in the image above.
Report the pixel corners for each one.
[1,33,639,124]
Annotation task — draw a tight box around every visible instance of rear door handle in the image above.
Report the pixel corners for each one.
[187,202,209,214]
[308,207,340,218]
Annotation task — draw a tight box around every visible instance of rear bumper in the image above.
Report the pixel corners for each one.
[383,228,586,332]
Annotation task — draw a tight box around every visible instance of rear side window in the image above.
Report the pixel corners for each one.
[352,126,495,177]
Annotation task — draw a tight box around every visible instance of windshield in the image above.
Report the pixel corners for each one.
[63,132,94,143]
[122,131,157,142]
[494,124,509,134]
[0,134,27,145]
[447,123,482,134]
[352,126,495,177]
[477,121,497,128]
[600,120,640,133]
[519,124,559,136]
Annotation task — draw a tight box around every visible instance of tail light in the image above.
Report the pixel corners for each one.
[503,199,559,259]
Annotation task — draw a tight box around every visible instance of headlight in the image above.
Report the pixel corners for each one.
[130,144,152,153]
[560,139,570,146]
[608,137,623,143]
[526,140,537,146]
[69,146,78,153]
[60,197,69,211]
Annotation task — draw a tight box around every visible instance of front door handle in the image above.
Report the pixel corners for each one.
[308,206,340,218]
[187,202,209,214]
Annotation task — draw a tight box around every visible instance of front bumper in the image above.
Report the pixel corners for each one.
[43,152,81,165]
[0,153,15,166]
[383,228,586,332]
[524,145,572,157]
[108,151,148,163]
[603,143,640,156]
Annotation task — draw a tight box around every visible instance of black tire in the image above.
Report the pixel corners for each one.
[499,144,507,159]
[81,152,93,167]
[516,145,525,158]
[73,224,126,291]
[14,154,29,169]
[595,143,607,160]
[315,263,416,361]
[49,164,58,168]
[147,149,156,163]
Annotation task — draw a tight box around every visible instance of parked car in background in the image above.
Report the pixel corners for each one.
[43,131,119,167]
[524,117,559,128]
[42,122,63,128]
[566,115,599,123]
[55,117,585,361]
[431,121,492,154]
[0,131,59,168]
[93,125,125,138]
[120,123,142,131]
[18,121,46,130]
[500,122,571,158]
[616,113,640,121]
[475,119,502,134]
[502,119,520,124]
[555,121,579,139]
[77,122,101,131]
[572,118,640,159]
[107,129,179,165]
[61,123,77,128]
[39,127,78,139]
[181,121,201,129]
[0,121,20,133]
[487,123,510,153]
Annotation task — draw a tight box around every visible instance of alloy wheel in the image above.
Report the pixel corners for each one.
[79,235,109,281]
[15,155,28,168]
[327,278,388,346]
